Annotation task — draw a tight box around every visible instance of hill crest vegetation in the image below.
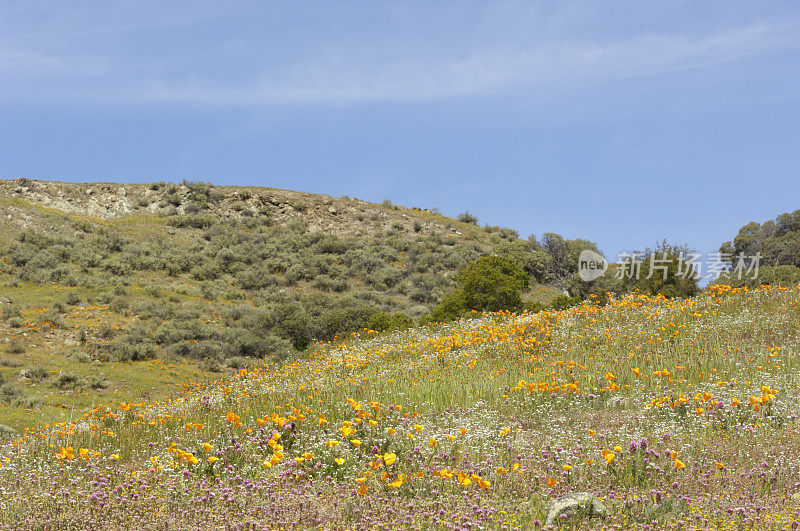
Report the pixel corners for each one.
[0,178,589,428]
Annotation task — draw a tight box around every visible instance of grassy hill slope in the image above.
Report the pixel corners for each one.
[0,178,566,430]
[0,284,798,528]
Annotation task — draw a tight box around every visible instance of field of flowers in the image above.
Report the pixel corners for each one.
[1,284,799,529]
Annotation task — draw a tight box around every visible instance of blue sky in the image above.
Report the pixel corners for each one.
[2,1,799,264]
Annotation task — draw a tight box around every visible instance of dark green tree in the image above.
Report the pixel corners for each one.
[423,291,468,323]
[633,241,699,298]
[425,256,530,323]
[457,255,529,311]
[716,208,800,287]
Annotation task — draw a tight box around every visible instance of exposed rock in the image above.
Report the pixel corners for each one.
[0,424,18,439]
[606,396,631,408]
[0,178,493,240]
[545,492,608,527]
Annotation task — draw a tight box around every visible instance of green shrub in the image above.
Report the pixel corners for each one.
[0,385,20,401]
[233,333,294,359]
[200,358,225,372]
[313,234,348,254]
[235,269,278,291]
[87,375,109,390]
[102,325,159,362]
[633,242,700,298]
[72,219,93,233]
[423,291,468,324]
[191,261,221,281]
[185,181,218,204]
[0,385,39,408]
[37,310,64,328]
[98,292,113,304]
[169,339,227,360]
[1,306,21,321]
[311,306,376,343]
[167,215,216,229]
[285,264,314,283]
[65,291,82,306]
[107,341,159,362]
[457,256,528,312]
[96,324,117,339]
[165,193,182,206]
[72,351,91,363]
[145,287,162,298]
[109,296,130,314]
[523,301,547,313]
[313,275,348,292]
[5,341,24,355]
[424,256,530,322]
[457,211,479,224]
[17,229,55,249]
[102,256,131,276]
[225,356,252,369]
[24,366,50,382]
[152,319,213,345]
[53,372,82,389]
[367,312,413,333]
[551,295,581,311]
[366,267,403,291]
[714,264,800,289]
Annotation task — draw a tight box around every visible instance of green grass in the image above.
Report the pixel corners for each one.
[2,284,799,528]
[0,273,222,430]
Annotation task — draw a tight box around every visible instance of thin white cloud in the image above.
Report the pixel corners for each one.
[0,48,107,75]
[143,23,798,105]
[1,9,798,107]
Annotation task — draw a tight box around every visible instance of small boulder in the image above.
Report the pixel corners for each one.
[0,424,18,440]
[606,396,631,408]
[546,492,608,527]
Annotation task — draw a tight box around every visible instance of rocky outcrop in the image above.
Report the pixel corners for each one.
[545,492,608,527]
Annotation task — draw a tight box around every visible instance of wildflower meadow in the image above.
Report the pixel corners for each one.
[1,284,800,529]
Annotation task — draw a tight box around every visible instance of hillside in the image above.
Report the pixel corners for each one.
[0,284,798,528]
[0,178,572,430]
